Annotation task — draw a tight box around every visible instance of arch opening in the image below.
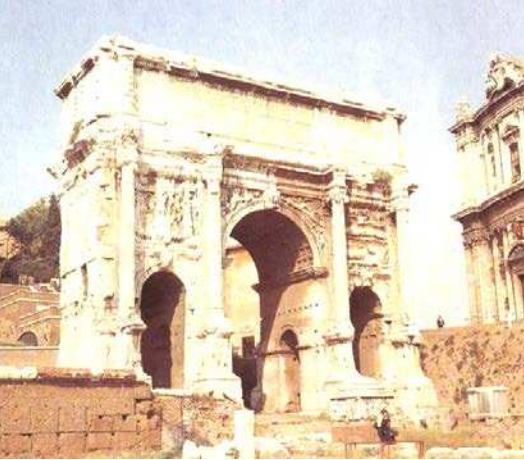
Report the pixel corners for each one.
[225,209,316,412]
[139,271,185,389]
[18,331,38,346]
[279,329,301,412]
[350,287,383,378]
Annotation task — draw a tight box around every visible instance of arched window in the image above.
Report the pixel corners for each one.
[18,331,38,346]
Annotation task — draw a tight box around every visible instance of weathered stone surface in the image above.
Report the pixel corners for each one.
[49,34,436,424]
[255,436,291,459]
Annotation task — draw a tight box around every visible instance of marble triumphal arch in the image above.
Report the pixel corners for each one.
[51,36,436,421]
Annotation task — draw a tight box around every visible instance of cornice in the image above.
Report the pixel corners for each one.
[55,35,405,123]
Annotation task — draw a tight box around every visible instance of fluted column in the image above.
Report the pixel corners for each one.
[502,228,517,316]
[492,234,505,322]
[116,159,146,373]
[192,146,241,400]
[463,242,481,324]
[324,166,363,397]
[477,235,496,323]
[203,151,225,322]
[518,110,524,173]
[328,167,352,330]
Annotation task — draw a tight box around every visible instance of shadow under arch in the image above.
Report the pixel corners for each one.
[226,209,314,412]
[350,286,383,378]
[139,270,185,389]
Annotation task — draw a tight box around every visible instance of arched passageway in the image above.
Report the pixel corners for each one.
[350,287,382,378]
[139,271,185,389]
[224,209,315,412]
[279,329,301,412]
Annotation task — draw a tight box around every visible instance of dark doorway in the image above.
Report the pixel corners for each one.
[139,271,185,389]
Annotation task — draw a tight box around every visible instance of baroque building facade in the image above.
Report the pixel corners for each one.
[50,36,436,421]
[452,55,524,325]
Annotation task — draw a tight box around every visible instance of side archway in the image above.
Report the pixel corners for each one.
[279,329,301,412]
[350,287,383,378]
[139,271,185,389]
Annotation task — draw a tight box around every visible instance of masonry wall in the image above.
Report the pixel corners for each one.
[0,369,162,458]
[421,323,524,421]
[0,346,58,367]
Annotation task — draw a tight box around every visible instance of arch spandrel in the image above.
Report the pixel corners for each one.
[220,185,329,270]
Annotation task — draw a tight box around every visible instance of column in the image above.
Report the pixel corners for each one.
[477,236,496,323]
[192,146,241,400]
[394,192,414,324]
[518,110,524,172]
[324,166,362,393]
[496,126,510,189]
[328,167,352,330]
[463,243,481,324]
[492,235,505,322]
[117,160,145,372]
[502,228,517,317]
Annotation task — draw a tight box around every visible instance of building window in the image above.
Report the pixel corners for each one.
[487,143,496,178]
[510,142,521,183]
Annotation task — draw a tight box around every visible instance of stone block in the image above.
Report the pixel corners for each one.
[114,414,138,432]
[32,433,59,455]
[1,434,31,454]
[136,414,149,432]
[59,432,86,454]
[425,447,460,459]
[132,384,153,400]
[88,413,114,432]
[87,432,113,451]
[234,409,255,459]
[456,447,498,459]
[113,431,140,451]
[90,398,134,416]
[140,429,162,450]
[136,400,154,415]
[0,405,31,434]
[59,405,87,432]
[31,405,59,433]
[500,450,524,459]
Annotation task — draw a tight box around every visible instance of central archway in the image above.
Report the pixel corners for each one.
[139,271,185,389]
[224,209,316,413]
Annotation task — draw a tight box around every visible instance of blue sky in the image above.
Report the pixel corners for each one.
[1,1,523,325]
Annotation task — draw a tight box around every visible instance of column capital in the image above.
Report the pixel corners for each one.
[328,186,349,205]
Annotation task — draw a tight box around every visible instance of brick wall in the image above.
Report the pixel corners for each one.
[0,368,162,458]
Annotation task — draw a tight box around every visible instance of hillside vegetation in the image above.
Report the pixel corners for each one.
[1,195,60,283]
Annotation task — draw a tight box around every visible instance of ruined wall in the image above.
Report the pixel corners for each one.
[0,369,161,458]
[0,346,58,367]
[421,323,524,421]
[155,394,238,449]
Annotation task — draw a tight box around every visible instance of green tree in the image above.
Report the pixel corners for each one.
[1,195,61,283]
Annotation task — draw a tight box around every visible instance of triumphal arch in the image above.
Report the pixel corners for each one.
[51,36,436,421]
